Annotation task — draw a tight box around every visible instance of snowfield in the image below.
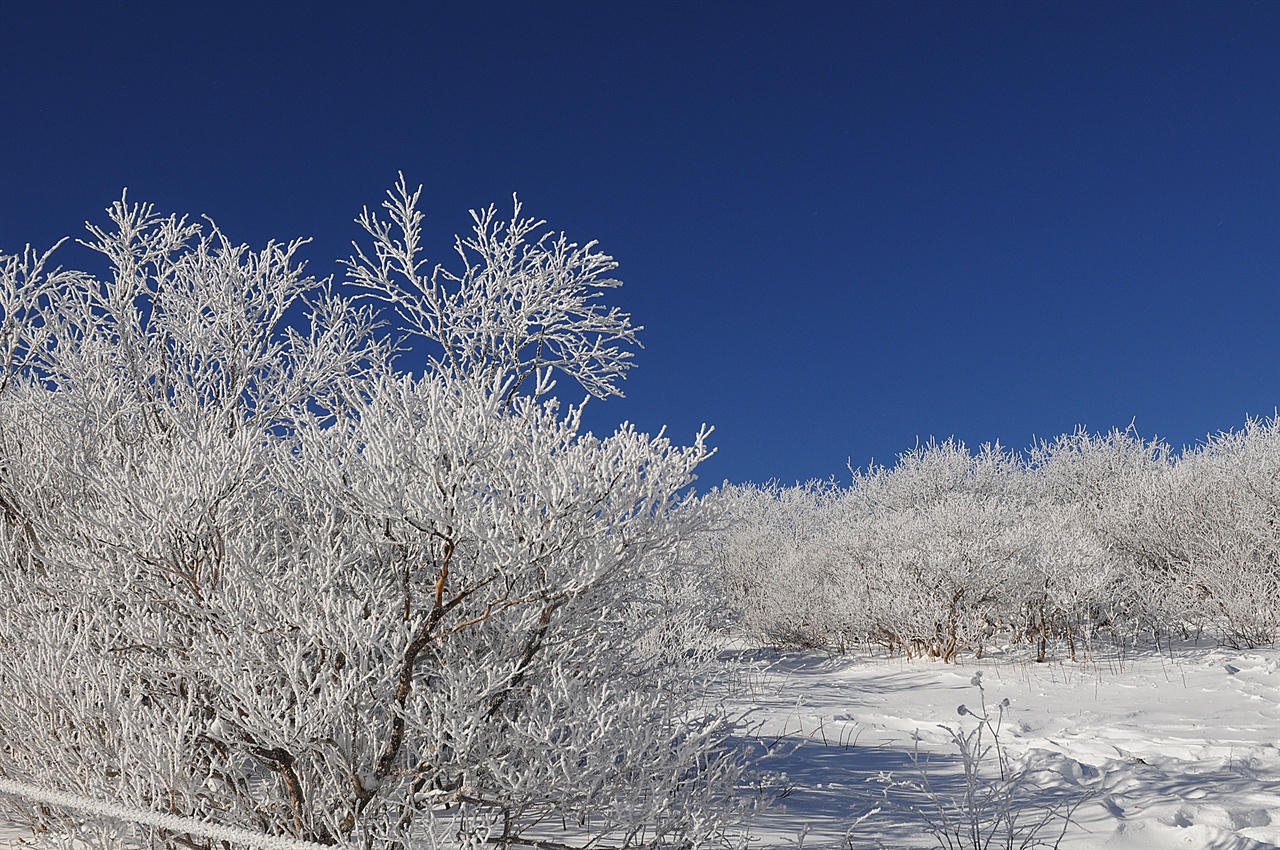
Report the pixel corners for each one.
[4,641,1276,850]
[730,641,1280,850]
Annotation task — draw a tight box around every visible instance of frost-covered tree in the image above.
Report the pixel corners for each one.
[0,185,756,850]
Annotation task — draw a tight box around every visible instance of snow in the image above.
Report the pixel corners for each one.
[728,641,1280,849]
[3,641,1277,850]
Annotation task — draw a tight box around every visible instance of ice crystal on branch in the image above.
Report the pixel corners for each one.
[345,175,639,404]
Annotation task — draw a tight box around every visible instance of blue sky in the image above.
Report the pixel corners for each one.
[2,1,1276,486]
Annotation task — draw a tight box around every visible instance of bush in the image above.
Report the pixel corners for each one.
[0,182,755,849]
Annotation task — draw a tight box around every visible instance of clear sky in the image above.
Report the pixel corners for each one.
[2,1,1276,486]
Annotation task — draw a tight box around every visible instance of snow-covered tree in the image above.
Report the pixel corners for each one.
[0,186,756,850]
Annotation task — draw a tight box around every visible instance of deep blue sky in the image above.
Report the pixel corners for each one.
[2,1,1276,486]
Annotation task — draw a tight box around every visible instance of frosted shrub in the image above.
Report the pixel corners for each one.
[709,480,852,650]
[1162,418,1280,648]
[1027,427,1188,646]
[852,442,1053,660]
[0,185,756,849]
[1001,503,1116,662]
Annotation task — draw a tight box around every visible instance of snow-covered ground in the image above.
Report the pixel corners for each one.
[729,642,1280,849]
[3,642,1277,850]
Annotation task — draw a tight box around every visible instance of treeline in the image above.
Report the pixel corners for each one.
[710,417,1280,660]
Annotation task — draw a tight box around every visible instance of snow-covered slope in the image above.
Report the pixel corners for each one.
[731,643,1280,849]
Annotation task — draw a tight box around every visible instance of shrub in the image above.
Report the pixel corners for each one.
[0,182,755,849]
